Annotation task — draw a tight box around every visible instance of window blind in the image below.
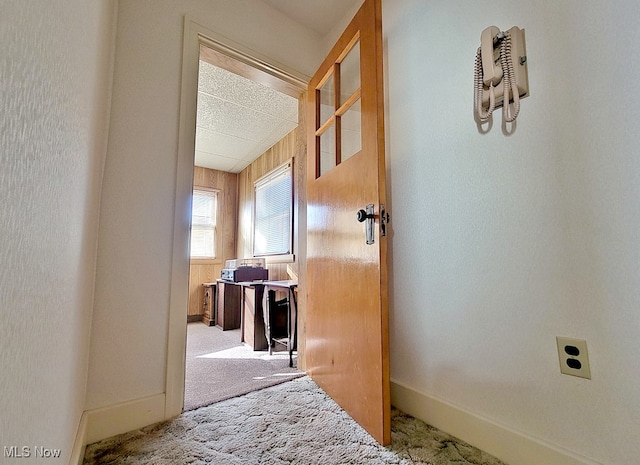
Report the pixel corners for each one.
[254,163,292,256]
[191,190,217,258]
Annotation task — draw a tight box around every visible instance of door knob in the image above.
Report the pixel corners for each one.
[357,204,375,245]
[356,209,374,222]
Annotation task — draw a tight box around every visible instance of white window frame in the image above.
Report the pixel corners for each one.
[253,161,293,258]
[190,188,219,261]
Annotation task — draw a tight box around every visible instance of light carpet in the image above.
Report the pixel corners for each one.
[184,323,303,411]
[84,377,507,465]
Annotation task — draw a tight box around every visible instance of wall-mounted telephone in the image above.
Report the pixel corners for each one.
[474,26,529,123]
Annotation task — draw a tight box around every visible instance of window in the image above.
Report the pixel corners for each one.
[190,189,218,258]
[254,162,293,257]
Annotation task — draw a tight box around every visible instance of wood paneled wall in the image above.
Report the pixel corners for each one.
[294,95,308,370]
[237,130,296,281]
[237,95,307,367]
[188,167,238,319]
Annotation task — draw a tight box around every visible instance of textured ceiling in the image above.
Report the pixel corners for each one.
[194,0,363,173]
[195,61,298,173]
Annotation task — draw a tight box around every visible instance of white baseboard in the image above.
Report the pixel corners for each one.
[84,393,166,445]
[390,380,602,465]
[69,412,89,465]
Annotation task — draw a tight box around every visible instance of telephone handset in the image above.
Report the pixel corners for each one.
[474,26,529,123]
[480,26,503,87]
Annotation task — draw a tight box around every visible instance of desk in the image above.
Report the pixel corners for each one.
[239,282,267,350]
[215,279,241,330]
[201,282,217,326]
[261,280,298,367]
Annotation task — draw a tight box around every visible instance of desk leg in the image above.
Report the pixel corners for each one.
[240,286,245,343]
[262,288,273,355]
[288,289,297,368]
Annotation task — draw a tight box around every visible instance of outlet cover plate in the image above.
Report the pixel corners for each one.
[556,337,591,379]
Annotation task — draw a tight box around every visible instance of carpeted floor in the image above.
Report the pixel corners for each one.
[84,376,507,465]
[184,322,303,411]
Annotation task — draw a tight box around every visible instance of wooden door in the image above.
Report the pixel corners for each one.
[306,0,389,445]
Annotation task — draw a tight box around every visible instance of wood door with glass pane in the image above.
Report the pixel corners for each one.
[306,0,390,445]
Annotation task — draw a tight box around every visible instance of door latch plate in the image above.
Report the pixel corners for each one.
[380,204,390,237]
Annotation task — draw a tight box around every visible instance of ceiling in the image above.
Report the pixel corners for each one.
[261,0,362,35]
[194,0,363,173]
[195,61,298,173]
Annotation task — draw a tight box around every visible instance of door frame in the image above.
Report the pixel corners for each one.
[165,17,308,419]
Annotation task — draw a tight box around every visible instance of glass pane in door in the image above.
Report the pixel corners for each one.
[319,124,336,176]
[340,40,360,105]
[341,98,361,162]
[319,72,335,127]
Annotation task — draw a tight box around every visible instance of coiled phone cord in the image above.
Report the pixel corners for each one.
[474,30,520,122]
[500,31,520,122]
[474,47,495,120]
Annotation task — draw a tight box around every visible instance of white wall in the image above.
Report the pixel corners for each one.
[0,0,116,462]
[87,0,322,410]
[384,1,640,464]
[322,0,365,55]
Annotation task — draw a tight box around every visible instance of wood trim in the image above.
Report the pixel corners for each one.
[315,66,335,93]
[315,115,335,137]
[336,88,361,117]
[372,0,391,445]
[294,94,308,370]
[334,59,342,165]
[198,41,305,99]
[336,32,361,63]
[253,158,292,186]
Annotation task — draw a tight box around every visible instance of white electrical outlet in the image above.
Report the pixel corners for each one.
[556,337,591,379]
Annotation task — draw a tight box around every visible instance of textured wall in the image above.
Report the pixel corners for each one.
[0,0,116,461]
[384,1,640,464]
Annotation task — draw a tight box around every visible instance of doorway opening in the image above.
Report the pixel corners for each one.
[183,40,308,411]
